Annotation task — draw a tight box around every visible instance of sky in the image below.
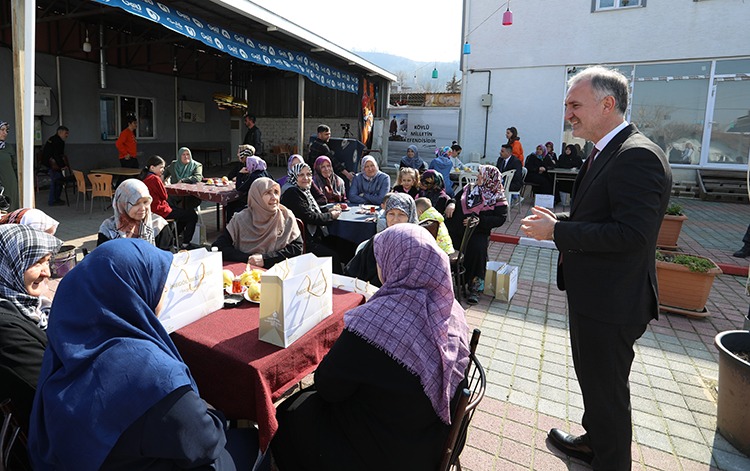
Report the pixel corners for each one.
[250,0,463,63]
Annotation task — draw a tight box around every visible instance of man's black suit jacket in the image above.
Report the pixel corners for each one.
[553,124,672,326]
[496,155,524,192]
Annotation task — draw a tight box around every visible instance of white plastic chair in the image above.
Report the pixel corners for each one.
[463,162,481,172]
[459,172,477,191]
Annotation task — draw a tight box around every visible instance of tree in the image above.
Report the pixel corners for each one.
[445,73,461,93]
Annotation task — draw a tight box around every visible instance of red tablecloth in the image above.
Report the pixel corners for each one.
[170,262,364,451]
[165,181,239,205]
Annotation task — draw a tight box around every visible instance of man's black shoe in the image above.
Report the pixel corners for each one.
[48,200,65,206]
[733,246,750,258]
[547,428,594,464]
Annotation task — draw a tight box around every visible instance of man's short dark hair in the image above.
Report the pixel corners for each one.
[57,126,69,132]
[501,144,512,152]
[317,125,330,133]
[243,114,256,123]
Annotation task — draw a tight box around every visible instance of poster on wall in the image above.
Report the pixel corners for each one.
[387,107,459,165]
[360,79,376,149]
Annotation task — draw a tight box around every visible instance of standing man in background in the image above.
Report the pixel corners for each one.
[42,126,71,206]
[242,114,263,156]
[521,66,672,470]
[116,116,139,169]
[309,124,353,184]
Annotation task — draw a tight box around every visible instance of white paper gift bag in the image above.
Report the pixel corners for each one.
[332,274,379,301]
[259,253,333,348]
[484,261,519,302]
[159,248,224,334]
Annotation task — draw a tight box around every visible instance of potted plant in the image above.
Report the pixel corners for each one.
[657,202,688,249]
[655,250,722,317]
[714,330,750,457]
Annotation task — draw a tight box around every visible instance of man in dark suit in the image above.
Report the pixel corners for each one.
[242,114,263,155]
[521,66,672,470]
[496,143,523,192]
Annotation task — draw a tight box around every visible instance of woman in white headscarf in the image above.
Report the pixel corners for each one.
[0,208,59,234]
[348,156,391,205]
[97,178,171,250]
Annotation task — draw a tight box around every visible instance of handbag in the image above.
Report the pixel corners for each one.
[159,248,224,333]
[259,253,333,348]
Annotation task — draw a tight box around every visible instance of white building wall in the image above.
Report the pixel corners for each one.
[460,0,750,163]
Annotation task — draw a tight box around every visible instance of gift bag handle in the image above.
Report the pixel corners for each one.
[175,262,206,292]
[302,269,328,298]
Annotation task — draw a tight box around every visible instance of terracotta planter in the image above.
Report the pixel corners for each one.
[657,214,688,249]
[714,330,750,457]
[656,252,722,312]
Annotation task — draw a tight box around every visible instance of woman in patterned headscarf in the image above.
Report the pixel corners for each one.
[428,145,455,197]
[273,224,470,471]
[344,193,418,287]
[417,169,454,215]
[445,164,508,305]
[280,163,354,274]
[0,224,61,435]
[313,156,347,204]
[98,178,170,249]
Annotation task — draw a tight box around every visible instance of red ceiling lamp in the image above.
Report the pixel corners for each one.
[502,2,513,26]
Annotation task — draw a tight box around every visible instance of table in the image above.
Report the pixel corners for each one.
[171,261,365,451]
[89,167,141,176]
[191,147,224,168]
[548,168,579,197]
[166,181,240,230]
[327,205,378,245]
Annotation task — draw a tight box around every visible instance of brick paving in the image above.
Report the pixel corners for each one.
[36,176,750,470]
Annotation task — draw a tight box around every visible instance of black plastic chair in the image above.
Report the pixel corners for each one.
[439,329,486,471]
[449,217,479,301]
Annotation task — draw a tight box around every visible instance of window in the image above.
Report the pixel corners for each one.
[100,94,156,140]
[594,0,643,11]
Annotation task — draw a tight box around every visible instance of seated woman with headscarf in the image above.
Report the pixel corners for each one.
[445,165,508,305]
[524,144,556,196]
[29,239,253,470]
[344,193,418,287]
[428,146,455,197]
[0,225,61,438]
[281,154,326,205]
[348,156,391,205]
[226,154,274,222]
[418,169,454,215]
[280,163,353,274]
[0,208,59,234]
[213,178,302,267]
[227,144,253,183]
[139,155,198,249]
[313,156,347,204]
[97,178,173,251]
[399,144,426,172]
[271,224,470,471]
[164,147,203,209]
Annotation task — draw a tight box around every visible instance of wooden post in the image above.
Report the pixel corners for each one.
[11,0,36,208]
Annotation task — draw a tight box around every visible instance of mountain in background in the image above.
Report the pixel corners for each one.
[354,51,461,93]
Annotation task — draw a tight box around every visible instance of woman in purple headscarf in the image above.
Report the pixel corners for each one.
[313,155,347,204]
[226,154,274,221]
[445,164,508,305]
[271,224,470,471]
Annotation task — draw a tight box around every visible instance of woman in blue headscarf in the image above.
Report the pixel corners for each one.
[29,239,248,470]
[428,146,455,196]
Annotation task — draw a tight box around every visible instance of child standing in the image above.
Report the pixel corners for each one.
[415,197,455,255]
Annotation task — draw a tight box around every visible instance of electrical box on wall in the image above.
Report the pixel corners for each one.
[480,94,493,107]
[35,86,52,116]
[179,100,206,123]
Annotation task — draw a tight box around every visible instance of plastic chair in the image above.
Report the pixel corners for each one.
[73,170,92,211]
[296,218,307,253]
[458,173,477,192]
[418,219,440,240]
[88,173,114,213]
[463,162,480,172]
[449,216,479,301]
[439,328,486,471]
[501,169,522,219]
